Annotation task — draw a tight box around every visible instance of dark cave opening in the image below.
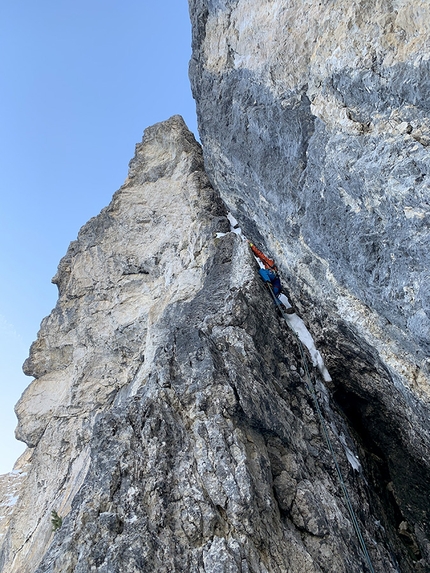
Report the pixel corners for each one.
[332,385,424,569]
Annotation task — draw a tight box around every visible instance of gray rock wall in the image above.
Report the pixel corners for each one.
[189,0,430,365]
[0,116,420,573]
[35,231,399,573]
[1,2,430,569]
[0,117,229,572]
[189,1,430,570]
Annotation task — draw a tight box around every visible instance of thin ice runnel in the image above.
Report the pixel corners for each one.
[217,212,332,382]
[278,293,332,383]
[221,214,362,471]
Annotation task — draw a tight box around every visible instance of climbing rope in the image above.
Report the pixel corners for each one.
[267,284,376,573]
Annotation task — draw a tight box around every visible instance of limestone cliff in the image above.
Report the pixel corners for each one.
[0,115,412,572]
[0,116,228,571]
[189,1,430,570]
[1,1,430,570]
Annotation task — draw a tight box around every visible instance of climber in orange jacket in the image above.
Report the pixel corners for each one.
[249,242,277,270]
[249,242,282,295]
[249,241,295,314]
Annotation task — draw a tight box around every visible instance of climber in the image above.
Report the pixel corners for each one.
[249,241,282,295]
[249,241,295,314]
[249,242,277,270]
[259,267,282,296]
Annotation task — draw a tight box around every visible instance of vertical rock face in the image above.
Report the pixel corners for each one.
[1,3,430,566]
[0,116,228,571]
[0,114,418,573]
[0,117,412,573]
[189,0,430,371]
[189,1,430,570]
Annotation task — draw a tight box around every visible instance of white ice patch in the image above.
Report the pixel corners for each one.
[338,431,362,472]
[227,212,242,235]
[315,379,330,407]
[278,294,332,382]
[215,213,244,239]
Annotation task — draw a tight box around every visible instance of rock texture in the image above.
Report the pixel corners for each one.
[1,2,430,567]
[189,1,430,570]
[0,115,419,573]
[0,116,228,571]
[189,0,430,374]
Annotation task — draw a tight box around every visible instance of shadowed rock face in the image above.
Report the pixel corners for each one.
[188,0,430,570]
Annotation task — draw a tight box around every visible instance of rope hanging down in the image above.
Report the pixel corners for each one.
[267,284,376,573]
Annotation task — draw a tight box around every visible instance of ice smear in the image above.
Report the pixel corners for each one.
[216,212,244,238]
[278,293,332,382]
[338,432,362,472]
[227,213,242,234]
[218,213,332,383]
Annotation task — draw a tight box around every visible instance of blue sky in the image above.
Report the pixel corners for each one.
[0,0,197,473]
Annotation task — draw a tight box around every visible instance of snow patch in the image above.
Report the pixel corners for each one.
[9,470,26,478]
[227,213,244,235]
[278,295,332,382]
[216,212,244,238]
[338,432,362,472]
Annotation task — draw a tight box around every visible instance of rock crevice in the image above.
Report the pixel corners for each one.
[1,1,430,570]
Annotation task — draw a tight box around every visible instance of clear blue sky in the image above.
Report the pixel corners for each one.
[0,0,197,473]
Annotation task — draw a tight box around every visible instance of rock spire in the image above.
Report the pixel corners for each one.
[1,0,430,570]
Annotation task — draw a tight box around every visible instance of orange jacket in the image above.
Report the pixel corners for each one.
[249,243,276,269]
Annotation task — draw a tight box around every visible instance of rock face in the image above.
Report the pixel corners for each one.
[1,2,430,567]
[189,0,430,352]
[0,115,417,573]
[0,113,414,572]
[0,116,228,571]
[189,1,430,570]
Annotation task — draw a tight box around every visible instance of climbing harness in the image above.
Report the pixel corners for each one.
[266,283,376,573]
